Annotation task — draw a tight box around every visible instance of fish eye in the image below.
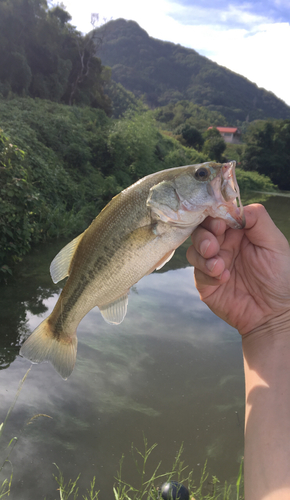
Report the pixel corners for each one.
[194,167,209,181]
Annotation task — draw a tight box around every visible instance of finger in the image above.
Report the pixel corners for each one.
[194,267,230,289]
[189,226,221,260]
[200,217,228,236]
[187,245,226,278]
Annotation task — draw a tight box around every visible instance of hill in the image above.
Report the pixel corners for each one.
[96,19,290,124]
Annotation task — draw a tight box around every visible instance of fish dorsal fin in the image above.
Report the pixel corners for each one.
[99,294,129,325]
[50,233,83,284]
[155,249,175,270]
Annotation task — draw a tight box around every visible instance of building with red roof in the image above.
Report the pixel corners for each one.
[208,127,241,144]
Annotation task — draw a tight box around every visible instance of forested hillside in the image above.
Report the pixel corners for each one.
[96,19,290,124]
[0,0,110,110]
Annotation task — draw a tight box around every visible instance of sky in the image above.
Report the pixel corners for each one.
[59,0,290,106]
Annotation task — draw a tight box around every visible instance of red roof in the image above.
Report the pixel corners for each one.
[208,127,240,134]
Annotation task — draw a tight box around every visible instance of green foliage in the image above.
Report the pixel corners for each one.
[175,124,204,150]
[202,128,226,162]
[241,119,290,190]
[107,111,163,184]
[154,101,227,131]
[236,168,276,194]
[104,81,146,118]
[0,96,208,273]
[0,98,110,271]
[0,0,111,111]
[105,111,207,187]
[0,130,38,274]
[224,144,245,164]
[97,19,290,123]
[160,140,206,169]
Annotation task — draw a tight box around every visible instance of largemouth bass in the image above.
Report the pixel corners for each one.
[20,161,245,378]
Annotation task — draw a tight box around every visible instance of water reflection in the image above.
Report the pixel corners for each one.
[0,195,289,498]
[0,240,65,370]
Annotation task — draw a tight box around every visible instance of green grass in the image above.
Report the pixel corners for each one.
[52,438,244,500]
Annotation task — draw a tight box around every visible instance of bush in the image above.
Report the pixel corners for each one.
[202,128,226,162]
[241,120,290,190]
[174,124,204,150]
[0,131,38,273]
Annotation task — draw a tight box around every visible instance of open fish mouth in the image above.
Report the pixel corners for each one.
[218,161,245,229]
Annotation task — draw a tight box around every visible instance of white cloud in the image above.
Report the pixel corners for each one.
[201,22,290,105]
[61,0,290,106]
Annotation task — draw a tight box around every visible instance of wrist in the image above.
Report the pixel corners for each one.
[242,308,290,425]
[242,309,290,500]
[242,309,290,346]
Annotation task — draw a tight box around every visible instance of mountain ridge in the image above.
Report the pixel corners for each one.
[96,19,290,124]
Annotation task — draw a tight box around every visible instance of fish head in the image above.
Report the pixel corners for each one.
[147,161,245,229]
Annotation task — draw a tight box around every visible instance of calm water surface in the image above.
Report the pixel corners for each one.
[0,196,289,499]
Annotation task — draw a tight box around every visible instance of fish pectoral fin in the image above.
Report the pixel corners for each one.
[99,294,129,325]
[50,233,84,284]
[155,249,175,270]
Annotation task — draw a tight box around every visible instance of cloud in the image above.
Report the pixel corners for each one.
[59,0,290,105]
[168,0,290,25]
[167,2,270,29]
[199,22,290,106]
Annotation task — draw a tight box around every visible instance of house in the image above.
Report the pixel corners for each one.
[208,127,242,144]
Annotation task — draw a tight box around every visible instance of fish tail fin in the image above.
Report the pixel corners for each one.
[20,318,77,379]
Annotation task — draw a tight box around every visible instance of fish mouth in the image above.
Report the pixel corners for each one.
[211,161,245,229]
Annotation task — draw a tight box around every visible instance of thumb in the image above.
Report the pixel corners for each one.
[244,204,289,252]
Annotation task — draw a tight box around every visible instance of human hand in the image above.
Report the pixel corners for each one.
[186,204,290,335]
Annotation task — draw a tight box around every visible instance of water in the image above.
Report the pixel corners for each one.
[0,196,289,499]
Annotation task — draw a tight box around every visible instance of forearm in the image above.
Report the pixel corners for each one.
[242,310,290,500]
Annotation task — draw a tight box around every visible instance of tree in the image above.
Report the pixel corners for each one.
[242,120,290,190]
[202,128,226,162]
[175,123,204,150]
[0,0,111,112]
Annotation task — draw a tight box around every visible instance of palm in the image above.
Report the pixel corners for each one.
[195,226,290,335]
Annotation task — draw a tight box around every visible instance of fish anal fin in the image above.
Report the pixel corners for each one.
[99,294,129,325]
[20,318,77,379]
[155,249,175,270]
[50,233,83,284]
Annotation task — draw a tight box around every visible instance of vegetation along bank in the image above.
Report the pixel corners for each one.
[1,0,289,278]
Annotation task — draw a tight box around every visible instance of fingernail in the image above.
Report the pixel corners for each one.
[200,239,210,256]
[206,258,218,272]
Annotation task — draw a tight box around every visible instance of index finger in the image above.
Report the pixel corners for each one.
[199,216,228,237]
[189,216,227,259]
[189,224,221,261]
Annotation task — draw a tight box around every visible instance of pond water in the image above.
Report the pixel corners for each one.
[0,196,289,499]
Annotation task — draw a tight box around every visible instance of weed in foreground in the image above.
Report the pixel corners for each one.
[0,368,52,497]
[0,368,31,496]
[53,437,244,500]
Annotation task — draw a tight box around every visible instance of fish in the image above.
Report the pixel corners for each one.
[20,161,245,379]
